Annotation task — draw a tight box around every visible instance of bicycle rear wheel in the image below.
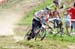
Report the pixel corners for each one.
[24,29,32,40]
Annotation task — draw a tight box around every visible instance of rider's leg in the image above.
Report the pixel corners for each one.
[35,20,42,40]
[31,19,39,38]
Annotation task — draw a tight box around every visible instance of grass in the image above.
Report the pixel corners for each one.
[18,37,75,49]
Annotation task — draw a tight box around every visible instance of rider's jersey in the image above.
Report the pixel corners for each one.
[34,10,44,21]
[34,9,50,27]
[34,10,49,22]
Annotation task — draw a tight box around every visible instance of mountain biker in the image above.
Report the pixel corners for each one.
[27,7,50,40]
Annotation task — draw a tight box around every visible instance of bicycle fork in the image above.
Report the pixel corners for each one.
[41,28,46,40]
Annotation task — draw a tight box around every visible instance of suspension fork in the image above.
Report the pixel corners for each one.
[41,28,46,40]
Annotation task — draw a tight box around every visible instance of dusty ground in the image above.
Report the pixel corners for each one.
[0,0,45,36]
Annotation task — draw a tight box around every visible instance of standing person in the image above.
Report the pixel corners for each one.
[69,3,75,32]
[65,10,71,35]
[53,8,60,29]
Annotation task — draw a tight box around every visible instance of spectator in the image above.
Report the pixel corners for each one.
[65,10,71,35]
[69,3,75,32]
[53,8,60,28]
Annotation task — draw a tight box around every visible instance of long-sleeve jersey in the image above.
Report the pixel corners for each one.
[34,10,49,22]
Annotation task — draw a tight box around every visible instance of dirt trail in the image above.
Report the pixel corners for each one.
[0,0,44,36]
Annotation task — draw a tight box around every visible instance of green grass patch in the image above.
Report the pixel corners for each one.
[18,37,75,49]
